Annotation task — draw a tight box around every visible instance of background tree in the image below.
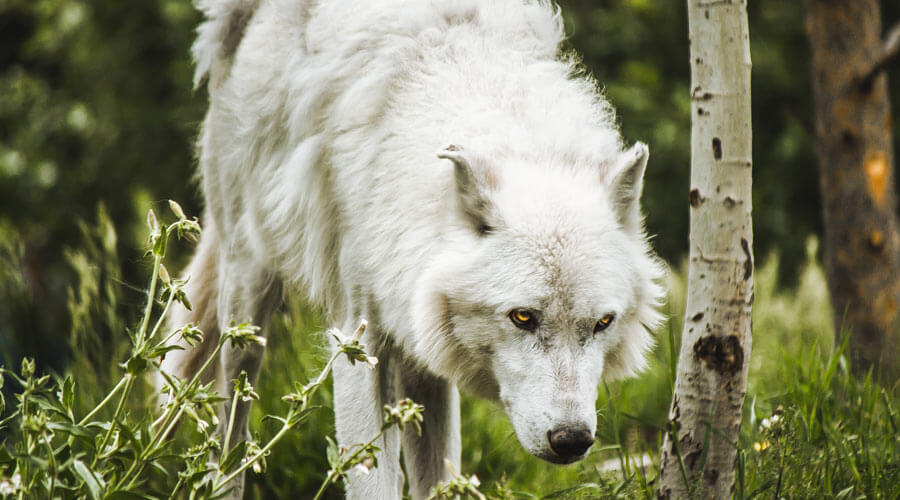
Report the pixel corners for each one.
[658,0,753,497]
[805,0,900,378]
[0,0,202,371]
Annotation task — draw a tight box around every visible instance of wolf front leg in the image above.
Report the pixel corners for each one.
[215,256,282,499]
[399,368,461,500]
[333,321,404,499]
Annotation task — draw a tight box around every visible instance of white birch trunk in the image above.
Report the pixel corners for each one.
[657,1,753,498]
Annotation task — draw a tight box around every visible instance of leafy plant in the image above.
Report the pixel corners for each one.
[0,202,485,500]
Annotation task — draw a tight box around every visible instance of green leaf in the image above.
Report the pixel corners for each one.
[261,415,288,427]
[85,420,110,432]
[145,342,184,360]
[60,375,75,414]
[18,452,49,469]
[33,394,67,416]
[114,417,142,455]
[150,216,167,257]
[156,369,183,397]
[155,229,167,256]
[73,459,106,500]
[47,421,92,440]
[325,436,339,466]
[835,486,856,500]
[123,355,150,376]
[0,442,13,465]
[217,441,247,475]
[138,419,155,451]
[286,407,317,427]
[106,491,156,500]
[149,460,170,479]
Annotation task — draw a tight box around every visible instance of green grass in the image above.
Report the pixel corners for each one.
[247,237,900,499]
[1,209,898,499]
[202,236,900,498]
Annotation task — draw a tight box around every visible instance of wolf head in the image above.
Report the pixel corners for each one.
[412,143,665,464]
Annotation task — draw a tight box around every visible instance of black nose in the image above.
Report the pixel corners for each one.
[548,427,594,460]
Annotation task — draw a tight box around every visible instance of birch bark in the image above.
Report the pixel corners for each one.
[657,1,753,498]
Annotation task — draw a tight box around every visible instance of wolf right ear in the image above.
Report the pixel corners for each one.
[608,142,649,232]
[438,145,496,235]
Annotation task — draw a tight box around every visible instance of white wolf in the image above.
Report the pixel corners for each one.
[161,0,665,498]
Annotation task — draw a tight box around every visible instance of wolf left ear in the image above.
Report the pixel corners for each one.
[609,142,649,232]
[438,145,496,235]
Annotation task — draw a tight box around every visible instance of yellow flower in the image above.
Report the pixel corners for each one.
[753,441,770,452]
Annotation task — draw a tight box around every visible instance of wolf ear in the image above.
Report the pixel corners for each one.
[438,145,495,235]
[609,142,649,232]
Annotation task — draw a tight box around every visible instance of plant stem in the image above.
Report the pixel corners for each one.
[167,470,189,500]
[136,254,162,348]
[211,332,356,495]
[78,376,128,426]
[92,374,134,467]
[142,399,188,463]
[167,477,185,500]
[210,321,367,497]
[19,391,33,497]
[213,417,293,490]
[119,405,186,491]
[44,437,56,498]
[148,286,177,343]
[312,429,385,500]
[121,335,230,490]
[214,390,242,484]
[151,334,225,432]
[159,326,185,351]
[92,253,161,469]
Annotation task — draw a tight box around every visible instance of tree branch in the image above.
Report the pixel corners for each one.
[858,21,900,91]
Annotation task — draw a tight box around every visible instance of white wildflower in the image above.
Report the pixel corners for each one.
[761,414,781,429]
[0,473,21,495]
[351,463,371,476]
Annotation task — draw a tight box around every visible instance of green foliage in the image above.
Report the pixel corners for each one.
[0,206,455,500]
[737,342,900,499]
[0,0,203,371]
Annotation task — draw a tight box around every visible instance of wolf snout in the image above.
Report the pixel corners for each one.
[547,426,594,462]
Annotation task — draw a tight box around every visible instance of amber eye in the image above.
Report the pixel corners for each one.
[509,309,539,331]
[593,314,615,334]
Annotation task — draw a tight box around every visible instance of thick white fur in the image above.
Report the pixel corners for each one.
[167,0,666,498]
